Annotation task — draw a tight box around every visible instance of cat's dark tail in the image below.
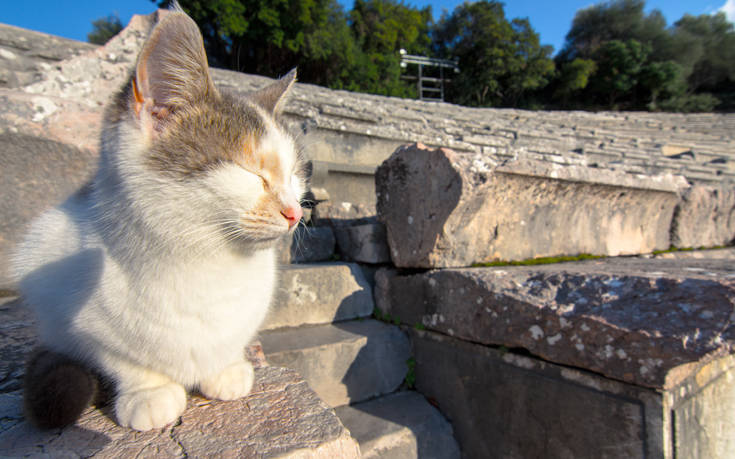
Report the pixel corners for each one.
[23,348,99,429]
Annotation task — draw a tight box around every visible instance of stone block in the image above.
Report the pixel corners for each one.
[376,258,735,389]
[290,226,336,263]
[334,222,390,264]
[0,366,360,458]
[263,262,374,330]
[671,184,735,248]
[411,328,735,459]
[260,320,410,407]
[375,143,687,268]
[335,390,460,459]
[311,201,377,226]
[307,160,377,207]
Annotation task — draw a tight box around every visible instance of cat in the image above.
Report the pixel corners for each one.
[12,8,305,431]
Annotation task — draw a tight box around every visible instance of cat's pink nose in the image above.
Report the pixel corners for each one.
[281,206,303,228]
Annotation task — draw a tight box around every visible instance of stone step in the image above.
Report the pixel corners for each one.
[263,262,374,330]
[260,319,411,407]
[0,367,360,458]
[335,391,461,459]
[0,298,360,458]
[377,258,735,457]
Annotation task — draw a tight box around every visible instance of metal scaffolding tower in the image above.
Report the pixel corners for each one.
[399,49,459,102]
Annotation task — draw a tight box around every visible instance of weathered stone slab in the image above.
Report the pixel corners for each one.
[376,258,735,389]
[0,22,97,89]
[260,320,410,407]
[0,366,360,458]
[334,222,390,264]
[263,262,373,330]
[411,328,735,459]
[671,184,735,248]
[376,143,687,268]
[335,390,460,459]
[307,160,377,207]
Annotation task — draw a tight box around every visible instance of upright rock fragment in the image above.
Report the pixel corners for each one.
[671,184,735,248]
[376,143,687,268]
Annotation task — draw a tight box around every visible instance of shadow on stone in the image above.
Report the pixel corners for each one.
[335,390,461,459]
[0,420,112,457]
[0,132,97,289]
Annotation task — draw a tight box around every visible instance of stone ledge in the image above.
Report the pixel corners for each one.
[376,143,685,268]
[264,262,373,330]
[261,320,410,407]
[0,366,359,458]
[376,258,735,389]
[411,328,735,458]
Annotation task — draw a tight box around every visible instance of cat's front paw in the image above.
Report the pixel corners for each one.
[199,361,254,401]
[116,382,186,431]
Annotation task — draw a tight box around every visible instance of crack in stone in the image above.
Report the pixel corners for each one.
[168,418,188,459]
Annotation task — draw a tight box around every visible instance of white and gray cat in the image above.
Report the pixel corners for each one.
[12,8,305,431]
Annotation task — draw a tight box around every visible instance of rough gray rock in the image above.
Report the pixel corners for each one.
[376,143,686,268]
[0,22,96,88]
[411,328,735,459]
[260,319,411,407]
[671,184,735,248]
[0,366,360,458]
[376,258,735,389]
[334,222,390,264]
[263,262,374,330]
[335,391,460,459]
[290,226,336,263]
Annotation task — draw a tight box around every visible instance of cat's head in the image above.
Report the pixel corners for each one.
[103,11,305,251]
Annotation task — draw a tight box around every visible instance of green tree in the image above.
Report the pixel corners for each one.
[589,39,649,108]
[156,0,358,89]
[550,58,597,107]
[433,1,554,107]
[672,12,735,110]
[638,60,683,110]
[88,14,123,45]
[558,0,667,61]
[556,0,735,112]
[348,0,433,97]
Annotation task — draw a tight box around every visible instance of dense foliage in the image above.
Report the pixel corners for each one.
[133,0,734,112]
[432,1,554,107]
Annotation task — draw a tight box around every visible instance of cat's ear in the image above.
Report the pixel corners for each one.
[131,12,214,127]
[250,68,297,116]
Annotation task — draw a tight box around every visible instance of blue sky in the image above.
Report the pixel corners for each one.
[1,1,730,56]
